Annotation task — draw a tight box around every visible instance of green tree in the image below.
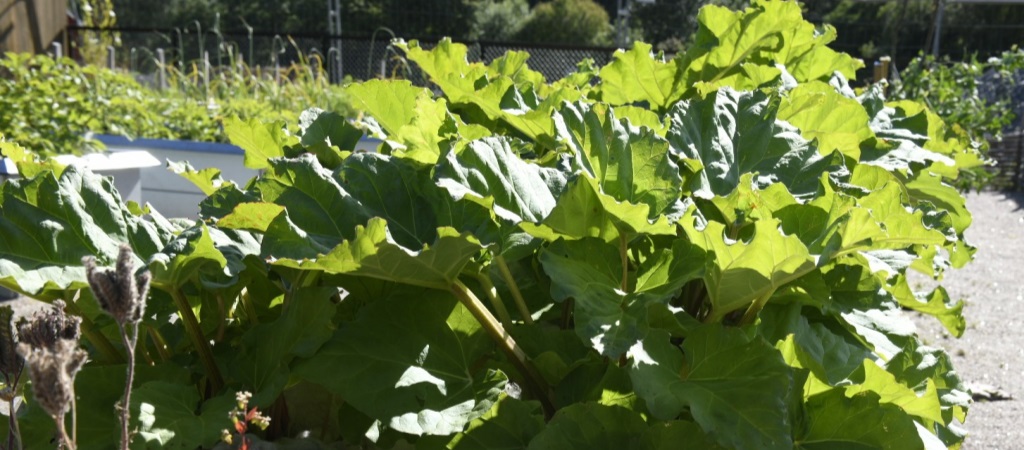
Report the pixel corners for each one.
[630,0,747,52]
[469,0,531,41]
[514,0,614,46]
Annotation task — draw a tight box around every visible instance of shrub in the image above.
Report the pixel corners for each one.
[514,0,614,46]
[0,1,980,448]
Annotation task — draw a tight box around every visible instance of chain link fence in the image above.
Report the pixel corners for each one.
[64,26,616,86]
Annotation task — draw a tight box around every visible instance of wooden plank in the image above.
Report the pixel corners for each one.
[0,0,65,54]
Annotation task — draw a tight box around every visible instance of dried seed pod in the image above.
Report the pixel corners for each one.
[18,339,88,418]
[83,245,149,325]
[16,300,81,351]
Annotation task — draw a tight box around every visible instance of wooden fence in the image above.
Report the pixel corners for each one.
[0,0,65,54]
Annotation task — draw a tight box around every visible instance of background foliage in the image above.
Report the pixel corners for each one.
[0,52,353,157]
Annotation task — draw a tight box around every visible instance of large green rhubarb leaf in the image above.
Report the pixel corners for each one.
[678,1,861,89]
[526,403,647,450]
[130,382,236,449]
[521,176,675,243]
[665,88,843,199]
[0,166,166,297]
[554,101,683,218]
[147,223,228,290]
[795,389,923,450]
[629,328,794,449]
[682,216,816,323]
[597,42,682,112]
[346,79,454,163]
[228,286,336,404]
[778,81,874,160]
[439,396,545,450]
[339,152,439,248]
[398,39,581,145]
[271,217,483,290]
[638,421,725,450]
[539,238,705,357]
[293,287,505,436]
[435,136,567,226]
[251,154,371,249]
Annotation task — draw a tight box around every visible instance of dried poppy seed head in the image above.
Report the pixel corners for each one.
[83,245,150,325]
[18,339,88,418]
[17,300,81,351]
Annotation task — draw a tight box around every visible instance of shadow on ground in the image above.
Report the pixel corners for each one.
[996,190,1024,211]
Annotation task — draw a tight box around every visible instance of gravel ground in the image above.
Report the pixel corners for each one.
[909,191,1024,450]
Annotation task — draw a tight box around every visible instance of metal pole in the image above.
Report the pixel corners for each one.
[932,0,945,56]
[51,42,62,59]
[107,45,116,70]
[616,0,625,48]
[327,0,343,82]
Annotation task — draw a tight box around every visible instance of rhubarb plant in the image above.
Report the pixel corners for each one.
[0,1,979,448]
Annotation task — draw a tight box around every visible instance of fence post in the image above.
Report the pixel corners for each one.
[107,46,116,70]
[157,48,167,90]
[203,51,211,91]
[1016,128,1023,191]
[51,42,62,59]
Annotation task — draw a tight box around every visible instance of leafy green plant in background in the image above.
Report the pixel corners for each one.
[0,0,982,448]
[890,47,1024,188]
[0,51,353,158]
[890,50,1015,146]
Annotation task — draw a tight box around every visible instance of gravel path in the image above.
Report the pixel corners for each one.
[910,191,1024,450]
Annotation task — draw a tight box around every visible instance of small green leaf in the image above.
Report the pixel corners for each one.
[166,160,229,196]
[223,116,293,170]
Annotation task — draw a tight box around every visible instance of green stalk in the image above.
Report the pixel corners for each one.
[473,274,513,327]
[169,289,224,392]
[618,233,630,292]
[240,290,260,325]
[7,395,21,450]
[146,326,171,362]
[738,289,776,327]
[450,280,554,417]
[494,255,533,325]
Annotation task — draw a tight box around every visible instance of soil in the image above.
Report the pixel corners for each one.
[909,191,1024,450]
